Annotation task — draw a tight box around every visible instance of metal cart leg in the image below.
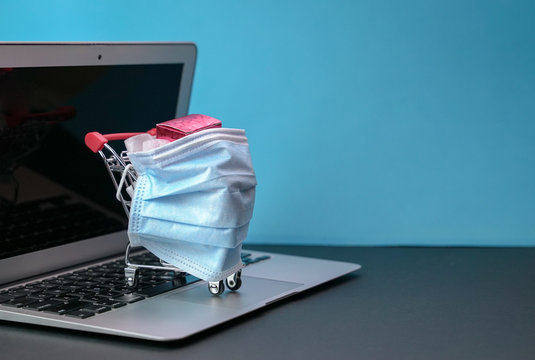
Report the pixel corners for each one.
[125,266,139,287]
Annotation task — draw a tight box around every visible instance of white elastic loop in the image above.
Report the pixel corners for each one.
[116,163,134,201]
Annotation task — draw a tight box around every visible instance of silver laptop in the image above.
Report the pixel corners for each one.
[0,42,360,341]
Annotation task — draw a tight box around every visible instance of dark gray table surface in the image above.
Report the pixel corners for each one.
[1,245,534,360]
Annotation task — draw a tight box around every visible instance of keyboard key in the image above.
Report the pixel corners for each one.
[135,281,180,297]
[44,299,86,315]
[24,299,64,311]
[50,278,74,286]
[65,290,96,298]
[79,304,111,314]
[255,255,271,261]
[32,282,59,290]
[62,284,88,291]
[44,289,69,297]
[83,287,108,294]
[2,297,38,308]
[92,277,117,284]
[79,295,112,304]
[93,299,127,308]
[53,295,82,302]
[243,255,271,266]
[113,294,145,304]
[66,310,95,319]
[7,288,36,298]
[27,292,54,300]
[73,281,98,287]
[97,283,122,291]
[97,290,125,298]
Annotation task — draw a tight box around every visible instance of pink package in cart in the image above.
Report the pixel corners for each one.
[156,114,222,141]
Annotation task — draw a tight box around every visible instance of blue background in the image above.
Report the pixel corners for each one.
[2,0,534,246]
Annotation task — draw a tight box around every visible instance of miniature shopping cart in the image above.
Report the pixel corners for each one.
[84,129,242,296]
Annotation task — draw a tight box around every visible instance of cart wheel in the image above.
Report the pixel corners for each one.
[226,270,242,291]
[208,281,225,296]
[125,267,139,287]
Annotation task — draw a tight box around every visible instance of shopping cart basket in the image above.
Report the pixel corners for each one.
[84,129,242,296]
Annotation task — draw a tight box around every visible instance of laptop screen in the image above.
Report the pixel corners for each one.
[0,63,183,260]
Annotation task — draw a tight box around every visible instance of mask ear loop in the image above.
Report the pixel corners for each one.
[116,163,134,201]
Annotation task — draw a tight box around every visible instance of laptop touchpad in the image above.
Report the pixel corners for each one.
[164,276,303,309]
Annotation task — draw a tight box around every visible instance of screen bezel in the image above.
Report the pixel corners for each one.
[0,42,197,286]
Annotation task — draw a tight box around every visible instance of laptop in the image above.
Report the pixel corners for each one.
[0,42,361,341]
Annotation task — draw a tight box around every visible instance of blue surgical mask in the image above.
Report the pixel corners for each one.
[126,128,257,282]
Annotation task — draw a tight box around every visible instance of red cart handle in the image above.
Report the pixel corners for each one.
[85,128,156,153]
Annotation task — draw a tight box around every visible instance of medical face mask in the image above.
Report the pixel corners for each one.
[126,128,257,282]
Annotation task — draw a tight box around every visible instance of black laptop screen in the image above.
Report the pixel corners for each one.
[0,64,183,259]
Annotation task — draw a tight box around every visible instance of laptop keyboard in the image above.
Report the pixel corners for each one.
[0,252,270,319]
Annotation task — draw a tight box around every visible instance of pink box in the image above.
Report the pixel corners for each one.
[156,114,222,141]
